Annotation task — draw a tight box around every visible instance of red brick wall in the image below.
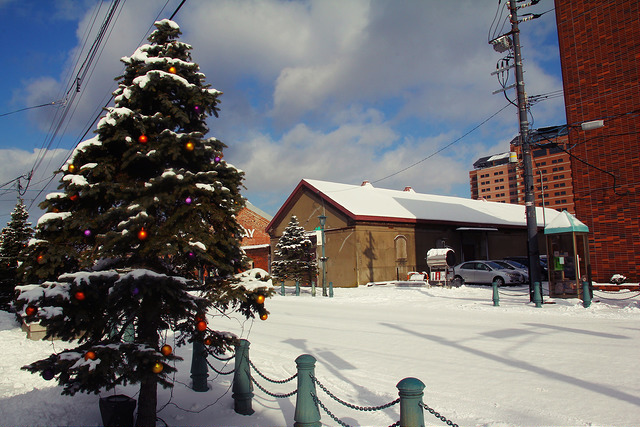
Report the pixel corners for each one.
[236,206,272,271]
[555,0,640,282]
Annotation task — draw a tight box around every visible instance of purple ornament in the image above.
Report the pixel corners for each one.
[185,197,192,204]
[42,370,54,381]
[84,229,91,237]
[188,252,195,258]
[194,105,200,112]
[214,156,221,162]
[132,287,139,296]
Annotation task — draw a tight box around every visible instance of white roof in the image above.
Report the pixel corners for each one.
[304,179,562,228]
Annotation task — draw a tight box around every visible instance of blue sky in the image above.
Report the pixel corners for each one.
[0,0,565,225]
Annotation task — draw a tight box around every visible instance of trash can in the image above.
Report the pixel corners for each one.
[99,394,136,427]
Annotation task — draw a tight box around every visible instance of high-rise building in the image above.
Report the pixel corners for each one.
[555,0,639,282]
[470,127,575,215]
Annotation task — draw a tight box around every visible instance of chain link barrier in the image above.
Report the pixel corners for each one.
[312,393,400,427]
[420,402,460,427]
[250,373,298,398]
[204,356,235,375]
[312,375,400,412]
[249,358,298,384]
[593,290,640,301]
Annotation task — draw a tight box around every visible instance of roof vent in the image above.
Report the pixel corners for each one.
[403,186,415,192]
[361,180,371,187]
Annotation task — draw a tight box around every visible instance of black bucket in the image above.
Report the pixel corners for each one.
[99,394,136,427]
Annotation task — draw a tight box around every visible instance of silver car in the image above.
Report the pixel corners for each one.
[452,260,523,286]
[491,260,529,283]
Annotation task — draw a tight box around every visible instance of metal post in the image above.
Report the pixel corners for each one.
[492,280,500,306]
[396,377,426,427]
[329,281,334,298]
[533,281,542,308]
[582,280,592,308]
[293,354,321,427]
[509,0,543,302]
[311,280,316,297]
[232,339,254,415]
[296,280,300,296]
[190,340,209,392]
[318,214,327,297]
[281,280,285,296]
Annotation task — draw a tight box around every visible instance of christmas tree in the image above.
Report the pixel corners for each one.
[14,20,272,426]
[271,216,318,285]
[0,199,33,310]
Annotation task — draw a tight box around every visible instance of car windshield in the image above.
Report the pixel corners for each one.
[485,261,504,270]
[493,261,515,270]
[506,260,527,269]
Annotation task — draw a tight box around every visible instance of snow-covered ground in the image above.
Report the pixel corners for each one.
[1,283,639,427]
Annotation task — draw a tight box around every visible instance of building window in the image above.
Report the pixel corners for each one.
[395,235,407,261]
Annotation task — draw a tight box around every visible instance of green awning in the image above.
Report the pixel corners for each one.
[544,210,589,234]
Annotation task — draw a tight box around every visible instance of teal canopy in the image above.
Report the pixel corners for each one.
[544,210,589,234]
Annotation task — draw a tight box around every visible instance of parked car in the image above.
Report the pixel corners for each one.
[504,256,549,280]
[491,260,529,283]
[452,260,523,286]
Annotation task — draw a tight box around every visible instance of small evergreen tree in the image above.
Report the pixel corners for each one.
[14,20,272,426]
[0,199,33,310]
[271,216,318,285]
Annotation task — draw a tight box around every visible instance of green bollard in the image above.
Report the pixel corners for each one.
[329,282,334,298]
[397,377,426,427]
[232,339,254,415]
[293,354,321,427]
[492,280,500,307]
[190,340,209,392]
[296,280,300,296]
[281,280,285,296]
[311,280,316,297]
[582,280,592,308]
[533,281,542,308]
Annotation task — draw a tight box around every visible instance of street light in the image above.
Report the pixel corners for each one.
[318,214,327,297]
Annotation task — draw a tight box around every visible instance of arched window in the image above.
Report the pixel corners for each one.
[394,235,407,262]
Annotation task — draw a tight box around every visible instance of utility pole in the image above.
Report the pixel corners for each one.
[508,0,542,301]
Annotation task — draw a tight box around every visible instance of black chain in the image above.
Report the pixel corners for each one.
[312,375,400,412]
[420,402,460,427]
[313,393,400,427]
[249,359,297,383]
[593,290,640,301]
[250,375,297,398]
[204,357,234,375]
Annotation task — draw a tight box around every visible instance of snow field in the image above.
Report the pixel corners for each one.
[1,284,639,427]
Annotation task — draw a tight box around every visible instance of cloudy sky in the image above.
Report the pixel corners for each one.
[0,0,564,224]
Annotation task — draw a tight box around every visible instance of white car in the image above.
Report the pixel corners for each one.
[491,260,529,283]
[452,261,523,286]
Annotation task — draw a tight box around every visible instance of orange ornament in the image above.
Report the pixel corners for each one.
[152,362,164,374]
[203,337,213,346]
[25,306,37,316]
[69,194,79,202]
[160,345,172,356]
[137,229,148,240]
[84,351,97,361]
[255,294,265,304]
[68,164,76,173]
[74,291,86,301]
[185,141,195,151]
[138,135,148,144]
[36,254,45,264]
[260,313,268,321]
[168,66,177,74]
[196,320,207,332]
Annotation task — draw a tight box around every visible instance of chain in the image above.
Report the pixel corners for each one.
[249,359,298,383]
[250,375,297,398]
[593,291,640,300]
[209,351,234,362]
[312,375,400,412]
[313,393,400,427]
[204,357,235,375]
[420,402,459,427]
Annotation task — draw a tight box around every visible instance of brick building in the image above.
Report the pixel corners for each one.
[237,201,272,271]
[470,127,575,215]
[555,0,639,282]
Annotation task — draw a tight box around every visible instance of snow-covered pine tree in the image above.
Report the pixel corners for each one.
[0,199,33,310]
[271,216,318,285]
[14,20,272,426]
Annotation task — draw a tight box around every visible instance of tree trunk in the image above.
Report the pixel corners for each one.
[135,292,160,427]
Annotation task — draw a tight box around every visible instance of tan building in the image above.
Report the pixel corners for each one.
[470,126,575,215]
[267,179,563,287]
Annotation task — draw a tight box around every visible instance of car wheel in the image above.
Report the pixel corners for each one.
[452,275,464,286]
[493,277,505,286]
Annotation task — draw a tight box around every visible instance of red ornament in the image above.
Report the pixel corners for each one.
[160,344,172,356]
[25,306,37,316]
[196,320,207,332]
[255,294,265,305]
[84,351,97,361]
[137,229,148,240]
[36,255,45,264]
[260,313,268,321]
[203,337,213,346]
[74,291,86,301]
[138,135,148,144]
[69,194,79,202]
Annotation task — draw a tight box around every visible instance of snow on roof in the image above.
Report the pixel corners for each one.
[302,179,562,228]
[487,152,511,162]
